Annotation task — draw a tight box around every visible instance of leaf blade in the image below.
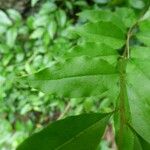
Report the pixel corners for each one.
[17,113,112,150]
[127,59,150,143]
[23,56,118,98]
[76,21,125,49]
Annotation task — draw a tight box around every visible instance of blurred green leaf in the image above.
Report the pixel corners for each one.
[39,2,57,14]
[31,0,39,7]
[7,9,22,22]
[0,10,12,26]
[129,0,145,9]
[94,0,109,4]
[30,27,44,39]
[6,27,17,48]
[48,20,57,39]
[56,9,67,27]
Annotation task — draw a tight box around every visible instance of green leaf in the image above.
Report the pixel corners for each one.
[141,7,150,20]
[48,20,57,39]
[79,8,136,28]
[129,0,145,9]
[129,125,150,150]
[135,135,150,150]
[115,7,137,27]
[65,42,118,64]
[0,25,7,34]
[17,113,112,150]
[0,10,12,26]
[78,9,126,30]
[78,10,111,22]
[130,46,150,58]
[76,21,125,49]
[30,27,44,39]
[136,33,150,46]
[136,20,150,46]
[126,46,150,143]
[56,9,67,27]
[7,9,22,22]
[19,9,150,149]
[23,56,118,98]
[94,0,109,4]
[31,0,39,7]
[33,15,49,28]
[65,43,118,57]
[116,125,134,150]
[6,27,17,48]
[39,2,57,14]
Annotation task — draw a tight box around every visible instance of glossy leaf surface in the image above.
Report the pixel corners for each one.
[17,113,111,150]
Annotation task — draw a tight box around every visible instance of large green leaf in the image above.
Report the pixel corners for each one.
[126,46,150,143]
[23,56,118,98]
[17,113,111,150]
[78,9,125,31]
[64,42,118,64]
[19,10,150,149]
[76,21,125,49]
[78,8,136,29]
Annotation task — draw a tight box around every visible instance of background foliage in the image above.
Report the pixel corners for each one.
[0,0,149,149]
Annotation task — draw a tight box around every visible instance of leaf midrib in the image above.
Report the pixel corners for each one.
[30,72,118,81]
[82,32,124,41]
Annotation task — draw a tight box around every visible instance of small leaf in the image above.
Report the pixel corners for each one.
[141,7,150,21]
[30,27,44,39]
[94,0,109,4]
[31,0,39,7]
[7,9,22,22]
[129,0,145,9]
[56,9,67,27]
[33,15,49,28]
[0,25,7,34]
[17,113,112,150]
[6,27,17,48]
[0,10,12,26]
[48,20,57,39]
[39,2,57,14]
